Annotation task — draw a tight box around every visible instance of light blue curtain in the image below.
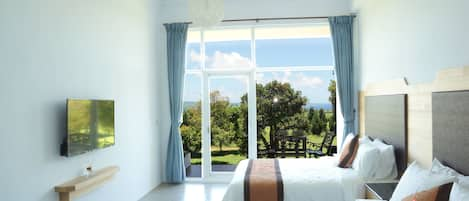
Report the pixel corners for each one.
[328,16,355,143]
[164,23,189,183]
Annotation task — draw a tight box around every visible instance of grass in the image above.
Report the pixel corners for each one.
[191,150,246,165]
[307,133,338,146]
[189,132,337,165]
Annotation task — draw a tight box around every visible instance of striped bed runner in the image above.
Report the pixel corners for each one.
[243,159,284,201]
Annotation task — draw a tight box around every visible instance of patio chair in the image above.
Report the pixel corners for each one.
[256,128,281,158]
[306,132,336,158]
[276,130,307,158]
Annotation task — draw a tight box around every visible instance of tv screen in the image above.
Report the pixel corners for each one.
[63,99,115,157]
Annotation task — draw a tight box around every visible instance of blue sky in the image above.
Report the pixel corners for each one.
[184,38,335,104]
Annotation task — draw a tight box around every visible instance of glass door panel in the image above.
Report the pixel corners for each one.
[254,25,333,68]
[255,70,337,158]
[182,74,202,177]
[204,28,253,69]
[208,76,249,172]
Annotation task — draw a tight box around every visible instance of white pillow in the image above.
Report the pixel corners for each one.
[390,161,456,201]
[359,136,372,144]
[352,139,380,179]
[431,159,468,201]
[372,139,398,179]
[457,176,469,188]
[431,158,462,178]
[450,182,469,201]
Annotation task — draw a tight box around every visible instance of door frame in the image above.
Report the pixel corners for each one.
[201,69,257,179]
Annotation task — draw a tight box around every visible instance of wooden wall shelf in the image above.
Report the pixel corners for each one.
[55,166,119,201]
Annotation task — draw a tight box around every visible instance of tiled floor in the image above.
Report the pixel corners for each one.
[139,183,229,201]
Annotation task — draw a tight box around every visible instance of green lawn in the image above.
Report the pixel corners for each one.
[191,150,246,165]
[307,133,338,146]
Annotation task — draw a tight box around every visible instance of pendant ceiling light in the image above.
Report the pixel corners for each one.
[189,0,224,28]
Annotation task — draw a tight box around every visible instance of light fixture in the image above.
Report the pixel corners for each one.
[189,0,224,28]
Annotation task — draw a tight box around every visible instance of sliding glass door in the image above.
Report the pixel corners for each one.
[207,75,249,174]
[182,23,337,180]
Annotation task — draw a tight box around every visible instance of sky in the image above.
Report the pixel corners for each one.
[183,36,335,105]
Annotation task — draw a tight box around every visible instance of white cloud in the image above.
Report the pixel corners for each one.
[190,50,206,63]
[293,73,324,88]
[270,71,292,84]
[261,72,324,89]
[211,85,245,103]
[209,51,253,68]
[189,50,253,69]
[256,73,265,83]
[190,50,325,93]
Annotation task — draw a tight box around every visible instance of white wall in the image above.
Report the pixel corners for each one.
[0,0,163,200]
[161,0,351,23]
[352,0,469,89]
[157,0,353,180]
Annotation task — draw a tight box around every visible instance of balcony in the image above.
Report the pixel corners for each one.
[184,131,337,178]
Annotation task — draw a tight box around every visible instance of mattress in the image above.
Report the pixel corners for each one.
[222,157,365,201]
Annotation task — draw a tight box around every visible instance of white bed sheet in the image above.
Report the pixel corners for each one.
[222,157,365,201]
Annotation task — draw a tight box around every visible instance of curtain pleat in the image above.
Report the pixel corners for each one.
[164,23,189,183]
[329,16,356,144]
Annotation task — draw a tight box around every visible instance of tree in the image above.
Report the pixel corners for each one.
[181,102,202,153]
[180,125,201,153]
[319,109,326,122]
[285,111,311,132]
[232,105,248,155]
[308,108,326,135]
[236,94,249,155]
[318,108,327,133]
[239,81,308,152]
[328,80,337,132]
[181,79,338,156]
[210,91,237,151]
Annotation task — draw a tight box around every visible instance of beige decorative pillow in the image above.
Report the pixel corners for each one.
[401,183,453,201]
[338,134,359,168]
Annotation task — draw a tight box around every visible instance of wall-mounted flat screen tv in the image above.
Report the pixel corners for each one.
[61,99,115,157]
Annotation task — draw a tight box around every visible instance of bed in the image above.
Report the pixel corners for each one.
[382,90,469,201]
[223,157,362,201]
[222,94,408,201]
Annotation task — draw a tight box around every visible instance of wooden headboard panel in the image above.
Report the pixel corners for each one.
[365,94,408,176]
[360,66,469,168]
[433,90,469,175]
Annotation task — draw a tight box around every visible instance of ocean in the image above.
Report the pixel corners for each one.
[184,102,332,111]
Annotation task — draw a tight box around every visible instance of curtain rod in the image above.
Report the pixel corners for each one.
[165,14,356,25]
[221,15,356,23]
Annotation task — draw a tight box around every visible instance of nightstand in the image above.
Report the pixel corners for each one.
[365,182,398,200]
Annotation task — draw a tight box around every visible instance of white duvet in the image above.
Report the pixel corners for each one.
[222,157,365,201]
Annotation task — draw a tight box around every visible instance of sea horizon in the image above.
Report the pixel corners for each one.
[183,101,333,111]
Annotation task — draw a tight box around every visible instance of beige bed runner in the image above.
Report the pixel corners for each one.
[243,159,284,201]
